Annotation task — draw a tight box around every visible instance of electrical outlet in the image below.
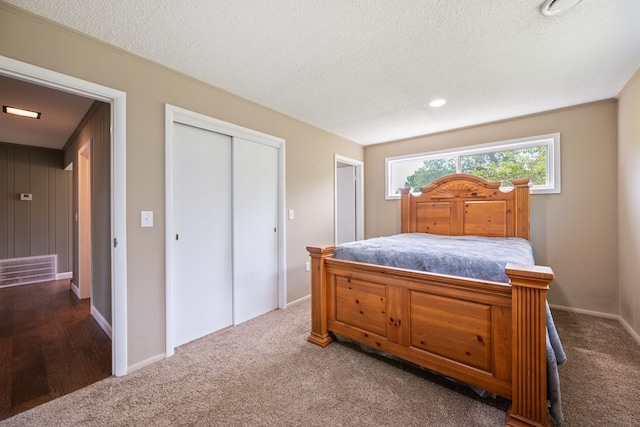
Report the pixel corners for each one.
[141,210,154,228]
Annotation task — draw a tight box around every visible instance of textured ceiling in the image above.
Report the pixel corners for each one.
[4,0,640,145]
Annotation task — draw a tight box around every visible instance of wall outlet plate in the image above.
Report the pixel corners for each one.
[141,210,154,227]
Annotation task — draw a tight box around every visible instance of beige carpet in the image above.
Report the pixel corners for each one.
[2,299,639,426]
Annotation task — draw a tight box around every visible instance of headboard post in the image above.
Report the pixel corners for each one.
[510,179,531,240]
[399,187,412,233]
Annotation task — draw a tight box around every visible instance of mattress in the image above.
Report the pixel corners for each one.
[333,232,535,283]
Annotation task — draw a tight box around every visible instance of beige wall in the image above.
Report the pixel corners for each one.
[364,100,619,314]
[0,4,363,368]
[618,69,640,338]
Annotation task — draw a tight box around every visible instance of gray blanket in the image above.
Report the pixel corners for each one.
[334,233,535,283]
[334,233,567,424]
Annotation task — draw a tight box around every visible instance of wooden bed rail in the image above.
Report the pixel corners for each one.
[307,246,554,427]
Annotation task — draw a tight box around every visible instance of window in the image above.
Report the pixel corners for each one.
[385,133,560,199]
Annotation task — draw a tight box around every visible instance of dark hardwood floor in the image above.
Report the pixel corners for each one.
[0,279,111,421]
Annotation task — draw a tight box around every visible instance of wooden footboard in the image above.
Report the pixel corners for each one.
[307,246,553,427]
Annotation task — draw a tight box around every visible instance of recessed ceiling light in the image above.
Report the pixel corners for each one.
[541,0,583,16]
[429,99,446,108]
[3,105,41,119]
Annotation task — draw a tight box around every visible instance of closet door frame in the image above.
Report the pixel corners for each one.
[164,104,286,357]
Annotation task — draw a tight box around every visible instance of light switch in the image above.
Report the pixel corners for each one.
[288,209,295,220]
[141,211,154,228]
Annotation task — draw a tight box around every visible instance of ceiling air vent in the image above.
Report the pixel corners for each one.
[541,0,583,16]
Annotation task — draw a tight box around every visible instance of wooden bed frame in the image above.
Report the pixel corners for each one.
[307,174,553,427]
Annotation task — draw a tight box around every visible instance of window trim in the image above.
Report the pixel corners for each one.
[385,133,561,199]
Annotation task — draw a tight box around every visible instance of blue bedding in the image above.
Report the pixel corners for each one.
[334,233,567,424]
[334,233,534,283]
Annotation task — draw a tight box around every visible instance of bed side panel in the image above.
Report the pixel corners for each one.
[335,277,386,336]
[410,292,492,371]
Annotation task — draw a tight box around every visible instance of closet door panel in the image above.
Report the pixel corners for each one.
[172,123,233,346]
[233,137,279,324]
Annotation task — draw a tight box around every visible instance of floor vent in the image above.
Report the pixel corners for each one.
[0,255,57,287]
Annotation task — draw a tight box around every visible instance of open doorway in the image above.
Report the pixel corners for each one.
[0,102,109,420]
[0,55,128,418]
[334,155,364,245]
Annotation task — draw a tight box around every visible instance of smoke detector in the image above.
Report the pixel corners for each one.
[541,0,583,16]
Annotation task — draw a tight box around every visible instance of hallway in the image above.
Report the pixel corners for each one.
[0,279,111,420]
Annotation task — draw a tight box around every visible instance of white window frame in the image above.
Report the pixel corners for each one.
[385,133,561,199]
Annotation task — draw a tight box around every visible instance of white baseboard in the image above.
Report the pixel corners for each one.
[0,276,67,289]
[549,303,619,319]
[91,304,112,339]
[0,280,52,289]
[127,353,166,374]
[550,303,640,346]
[619,316,640,346]
[287,294,310,307]
[56,272,72,280]
[70,281,81,299]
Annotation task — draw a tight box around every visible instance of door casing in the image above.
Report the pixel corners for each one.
[0,55,128,376]
[76,139,92,300]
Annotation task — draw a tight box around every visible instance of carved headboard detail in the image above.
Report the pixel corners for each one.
[400,174,531,239]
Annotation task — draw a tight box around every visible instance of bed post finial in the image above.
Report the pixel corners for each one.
[399,187,412,233]
[307,246,336,348]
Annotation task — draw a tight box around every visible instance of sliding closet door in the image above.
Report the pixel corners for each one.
[233,137,279,324]
[172,123,233,347]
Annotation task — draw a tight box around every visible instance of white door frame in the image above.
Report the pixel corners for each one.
[76,139,93,300]
[164,104,286,357]
[334,154,364,244]
[0,55,128,376]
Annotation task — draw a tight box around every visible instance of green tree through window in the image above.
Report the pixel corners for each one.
[404,146,547,189]
[461,146,547,186]
[403,157,456,189]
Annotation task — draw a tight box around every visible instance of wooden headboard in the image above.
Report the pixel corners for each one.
[400,174,531,239]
